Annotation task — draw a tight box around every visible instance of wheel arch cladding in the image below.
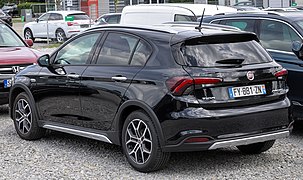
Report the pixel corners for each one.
[9,84,35,120]
[113,100,165,147]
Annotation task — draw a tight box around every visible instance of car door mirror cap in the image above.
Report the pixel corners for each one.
[292,41,303,60]
[37,54,51,67]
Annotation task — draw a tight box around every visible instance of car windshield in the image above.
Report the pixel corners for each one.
[180,40,272,67]
[0,24,25,47]
[67,13,89,20]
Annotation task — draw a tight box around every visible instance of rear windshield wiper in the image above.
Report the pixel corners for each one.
[215,58,245,65]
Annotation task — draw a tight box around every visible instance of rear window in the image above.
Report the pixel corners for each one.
[67,13,89,20]
[176,39,272,67]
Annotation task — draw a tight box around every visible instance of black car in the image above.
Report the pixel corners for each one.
[9,24,292,172]
[0,9,12,26]
[203,11,303,121]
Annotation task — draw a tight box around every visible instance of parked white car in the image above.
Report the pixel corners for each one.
[23,11,91,43]
[120,4,237,25]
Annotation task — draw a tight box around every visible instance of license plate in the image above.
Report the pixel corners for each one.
[80,24,89,28]
[3,79,11,88]
[228,84,266,98]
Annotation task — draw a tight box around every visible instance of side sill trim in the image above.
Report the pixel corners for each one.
[209,130,289,150]
[43,124,112,144]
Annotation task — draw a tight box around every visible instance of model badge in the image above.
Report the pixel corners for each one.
[246,71,254,81]
[12,66,20,74]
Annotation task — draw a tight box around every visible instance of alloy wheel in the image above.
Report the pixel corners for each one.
[15,99,32,134]
[56,31,65,43]
[24,30,32,40]
[125,119,152,164]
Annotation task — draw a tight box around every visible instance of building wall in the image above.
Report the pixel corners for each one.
[294,0,303,5]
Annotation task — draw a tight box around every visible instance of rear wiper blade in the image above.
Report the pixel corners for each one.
[215,58,245,65]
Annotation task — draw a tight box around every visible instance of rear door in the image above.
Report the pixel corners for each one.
[80,31,152,130]
[47,13,64,38]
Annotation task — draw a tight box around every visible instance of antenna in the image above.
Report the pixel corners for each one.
[195,8,205,32]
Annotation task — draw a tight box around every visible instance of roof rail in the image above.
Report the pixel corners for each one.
[214,11,284,16]
[86,24,179,34]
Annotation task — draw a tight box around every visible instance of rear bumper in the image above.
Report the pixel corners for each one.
[160,97,292,152]
[209,130,289,150]
[162,128,291,152]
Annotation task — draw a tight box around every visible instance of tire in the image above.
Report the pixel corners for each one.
[55,29,66,43]
[24,28,35,42]
[237,140,275,154]
[12,92,45,140]
[121,110,170,172]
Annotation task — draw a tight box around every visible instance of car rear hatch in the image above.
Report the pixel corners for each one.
[170,34,288,109]
[66,13,91,30]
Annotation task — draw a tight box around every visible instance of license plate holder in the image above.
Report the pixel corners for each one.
[228,84,266,98]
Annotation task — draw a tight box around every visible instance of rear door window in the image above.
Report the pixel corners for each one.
[224,19,255,31]
[259,20,301,52]
[107,15,121,24]
[174,14,196,22]
[97,33,139,65]
[177,39,272,67]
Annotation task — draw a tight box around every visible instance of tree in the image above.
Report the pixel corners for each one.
[114,0,118,13]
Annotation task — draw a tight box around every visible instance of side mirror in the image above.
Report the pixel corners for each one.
[25,39,33,47]
[37,54,50,67]
[36,18,39,23]
[292,41,303,60]
[99,18,107,25]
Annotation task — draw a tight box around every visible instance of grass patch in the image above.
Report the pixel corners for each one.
[47,43,61,48]
[12,18,23,23]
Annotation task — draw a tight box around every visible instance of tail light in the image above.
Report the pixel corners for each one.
[67,22,79,26]
[275,68,288,78]
[166,76,222,96]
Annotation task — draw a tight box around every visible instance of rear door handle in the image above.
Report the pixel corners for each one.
[111,76,127,81]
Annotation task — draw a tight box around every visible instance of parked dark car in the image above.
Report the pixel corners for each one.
[203,11,303,121]
[233,1,254,6]
[2,3,18,17]
[0,9,12,26]
[0,20,40,104]
[9,24,292,172]
[94,13,121,26]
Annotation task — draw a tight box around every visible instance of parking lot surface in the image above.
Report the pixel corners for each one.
[0,104,302,179]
